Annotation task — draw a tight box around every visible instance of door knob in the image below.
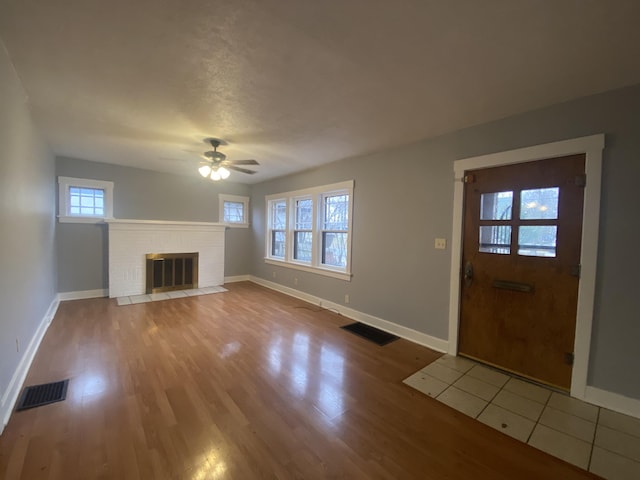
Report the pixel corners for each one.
[464,261,473,287]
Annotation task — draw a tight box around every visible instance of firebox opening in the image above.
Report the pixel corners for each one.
[145,252,199,294]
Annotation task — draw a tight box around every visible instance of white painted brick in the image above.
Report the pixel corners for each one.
[107,220,226,298]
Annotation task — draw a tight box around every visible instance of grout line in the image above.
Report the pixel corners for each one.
[587,406,601,471]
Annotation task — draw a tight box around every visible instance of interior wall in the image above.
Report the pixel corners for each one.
[0,42,57,419]
[250,83,640,401]
[55,157,252,293]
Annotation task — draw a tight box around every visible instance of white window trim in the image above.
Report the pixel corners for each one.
[58,176,114,224]
[219,194,250,228]
[265,180,354,281]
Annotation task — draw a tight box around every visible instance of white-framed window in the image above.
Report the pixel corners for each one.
[219,194,249,227]
[58,176,114,223]
[265,180,354,281]
[269,198,287,258]
[293,197,313,263]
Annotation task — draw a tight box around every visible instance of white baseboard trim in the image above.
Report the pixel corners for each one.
[249,276,449,353]
[585,386,640,419]
[1,295,60,434]
[224,275,251,283]
[58,288,108,301]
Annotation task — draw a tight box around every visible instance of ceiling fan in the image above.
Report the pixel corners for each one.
[198,138,259,181]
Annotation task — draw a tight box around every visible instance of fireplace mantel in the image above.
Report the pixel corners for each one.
[105,219,227,229]
[106,219,226,298]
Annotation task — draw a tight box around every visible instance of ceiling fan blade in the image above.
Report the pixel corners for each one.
[227,165,257,174]
[223,159,259,166]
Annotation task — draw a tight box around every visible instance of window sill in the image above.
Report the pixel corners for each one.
[58,215,111,224]
[223,222,249,229]
[264,258,352,281]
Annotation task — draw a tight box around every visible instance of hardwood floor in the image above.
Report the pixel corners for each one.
[0,282,599,479]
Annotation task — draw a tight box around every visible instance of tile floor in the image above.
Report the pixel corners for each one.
[116,286,227,306]
[404,355,640,480]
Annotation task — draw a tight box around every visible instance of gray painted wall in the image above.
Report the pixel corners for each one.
[251,84,640,400]
[0,43,57,407]
[56,157,252,292]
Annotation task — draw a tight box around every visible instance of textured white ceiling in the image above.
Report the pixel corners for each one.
[1,0,640,183]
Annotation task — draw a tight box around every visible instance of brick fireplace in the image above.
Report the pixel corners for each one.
[106,219,226,298]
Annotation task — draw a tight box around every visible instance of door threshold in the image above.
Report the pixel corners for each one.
[457,353,569,394]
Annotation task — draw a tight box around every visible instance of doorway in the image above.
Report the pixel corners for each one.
[458,155,584,389]
[447,135,604,398]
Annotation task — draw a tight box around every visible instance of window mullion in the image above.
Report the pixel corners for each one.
[286,198,293,263]
[311,195,319,267]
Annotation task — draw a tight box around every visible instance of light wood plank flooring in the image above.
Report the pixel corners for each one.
[0,282,600,479]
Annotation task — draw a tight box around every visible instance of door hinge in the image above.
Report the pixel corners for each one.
[570,264,581,278]
[463,174,476,184]
[575,174,587,187]
[564,352,575,366]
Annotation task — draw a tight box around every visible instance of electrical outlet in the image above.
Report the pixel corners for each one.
[435,238,447,250]
[16,338,19,352]
[345,294,350,304]
[294,277,298,285]
[272,271,276,278]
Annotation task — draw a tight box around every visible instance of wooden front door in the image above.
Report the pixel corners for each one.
[458,154,585,390]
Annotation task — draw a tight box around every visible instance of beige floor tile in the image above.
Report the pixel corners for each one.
[421,362,464,384]
[167,290,188,298]
[502,377,551,405]
[492,389,545,421]
[435,355,476,373]
[403,372,449,398]
[590,446,640,480]
[477,404,535,442]
[150,292,171,301]
[184,289,206,296]
[599,408,640,439]
[436,386,487,418]
[453,374,500,401]
[547,392,599,422]
[539,406,596,442]
[595,424,640,462]
[466,365,509,388]
[129,294,152,304]
[116,296,132,306]
[528,424,591,469]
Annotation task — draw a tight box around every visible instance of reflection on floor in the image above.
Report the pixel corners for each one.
[404,355,640,480]
[116,286,227,306]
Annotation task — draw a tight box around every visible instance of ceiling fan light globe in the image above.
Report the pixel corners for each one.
[218,167,230,179]
[210,169,221,181]
[198,165,212,177]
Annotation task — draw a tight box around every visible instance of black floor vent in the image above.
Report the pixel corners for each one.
[16,379,69,411]
[341,322,399,346]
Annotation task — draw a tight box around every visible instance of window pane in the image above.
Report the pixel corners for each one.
[479,225,511,254]
[322,232,347,267]
[80,195,94,207]
[518,226,557,257]
[272,201,286,229]
[520,187,559,220]
[294,231,312,262]
[68,187,105,216]
[324,194,349,230]
[271,230,285,258]
[480,191,513,220]
[223,201,244,223]
[295,199,313,230]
